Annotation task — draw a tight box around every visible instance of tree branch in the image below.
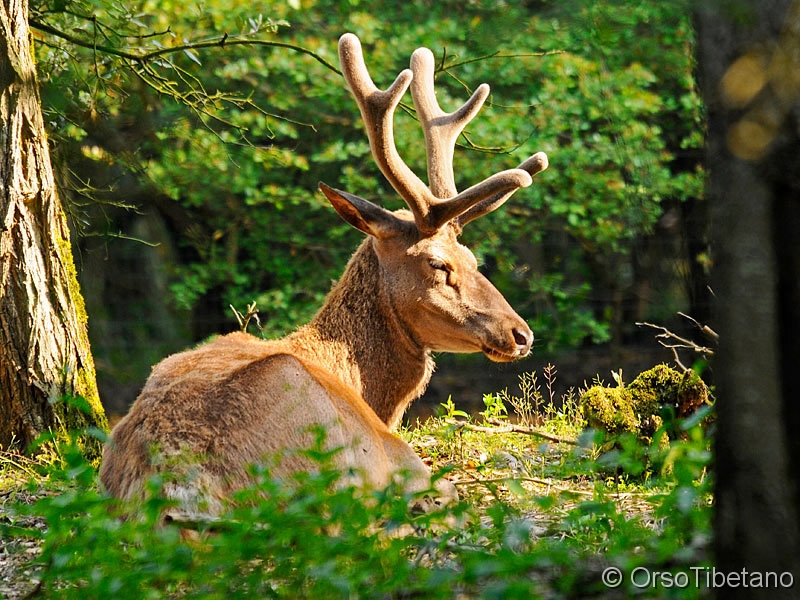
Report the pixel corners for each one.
[444,418,577,445]
[29,18,341,75]
[636,313,717,371]
[440,49,563,72]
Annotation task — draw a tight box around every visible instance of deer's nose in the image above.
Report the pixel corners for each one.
[512,326,534,355]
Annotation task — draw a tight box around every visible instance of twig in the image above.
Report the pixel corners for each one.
[678,311,719,343]
[455,475,594,496]
[456,471,654,501]
[444,418,577,445]
[0,449,43,479]
[636,316,716,372]
[442,48,564,71]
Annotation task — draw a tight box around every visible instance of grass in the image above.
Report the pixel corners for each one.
[0,367,713,599]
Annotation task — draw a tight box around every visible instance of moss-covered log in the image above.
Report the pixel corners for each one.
[581,364,709,443]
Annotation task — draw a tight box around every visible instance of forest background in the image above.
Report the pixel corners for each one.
[32,0,706,417]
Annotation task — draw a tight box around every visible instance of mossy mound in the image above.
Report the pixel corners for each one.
[581,364,710,443]
[581,386,641,436]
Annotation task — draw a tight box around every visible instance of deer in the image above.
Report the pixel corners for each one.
[99,33,548,519]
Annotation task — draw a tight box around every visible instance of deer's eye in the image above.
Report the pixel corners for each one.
[428,258,458,287]
[428,258,449,272]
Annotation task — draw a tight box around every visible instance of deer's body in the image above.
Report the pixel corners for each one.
[101,237,443,512]
[100,34,547,518]
[101,335,442,516]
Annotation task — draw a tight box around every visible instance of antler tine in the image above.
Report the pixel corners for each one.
[338,33,437,227]
[455,152,549,228]
[408,46,548,231]
[409,47,490,199]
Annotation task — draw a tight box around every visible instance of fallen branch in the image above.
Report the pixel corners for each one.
[444,418,577,445]
[454,475,594,496]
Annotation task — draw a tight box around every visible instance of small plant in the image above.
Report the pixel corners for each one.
[506,371,542,426]
[480,392,509,421]
[494,366,585,439]
[548,386,585,431]
[439,395,469,420]
[543,362,558,406]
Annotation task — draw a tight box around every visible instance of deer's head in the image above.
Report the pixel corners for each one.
[320,33,547,363]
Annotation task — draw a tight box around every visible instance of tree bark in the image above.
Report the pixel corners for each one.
[697,0,800,596]
[0,0,107,456]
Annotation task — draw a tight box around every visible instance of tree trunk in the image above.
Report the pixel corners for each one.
[697,0,800,596]
[0,0,107,457]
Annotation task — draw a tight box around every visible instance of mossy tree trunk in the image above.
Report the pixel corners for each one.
[697,0,800,596]
[0,0,107,457]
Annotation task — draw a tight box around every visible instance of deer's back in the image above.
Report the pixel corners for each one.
[99,332,432,517]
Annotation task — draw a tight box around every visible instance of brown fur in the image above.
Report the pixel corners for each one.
[286,237,434,428]
[100,329,445,517]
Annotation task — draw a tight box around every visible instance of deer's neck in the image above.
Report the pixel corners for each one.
[286,239,433,430]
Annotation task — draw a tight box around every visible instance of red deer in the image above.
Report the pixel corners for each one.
[99,33,548,518]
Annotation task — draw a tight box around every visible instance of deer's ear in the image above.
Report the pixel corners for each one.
[319,182,406,239]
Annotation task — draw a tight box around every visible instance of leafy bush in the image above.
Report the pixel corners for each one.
[2,381,713,599]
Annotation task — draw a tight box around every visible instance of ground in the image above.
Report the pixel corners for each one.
[0,364,712,598]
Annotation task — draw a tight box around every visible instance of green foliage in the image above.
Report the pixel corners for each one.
[480,392,509,421]
[2,373,713,599]
[439,395,469,420]
[32,0,703,354]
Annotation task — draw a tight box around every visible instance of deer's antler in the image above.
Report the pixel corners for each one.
[338,33,547,235]
[409,47,490,200]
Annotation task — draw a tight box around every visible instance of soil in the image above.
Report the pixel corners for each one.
[0,490,46,600]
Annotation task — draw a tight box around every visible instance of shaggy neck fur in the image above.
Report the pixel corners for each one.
[286,239,434,430]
